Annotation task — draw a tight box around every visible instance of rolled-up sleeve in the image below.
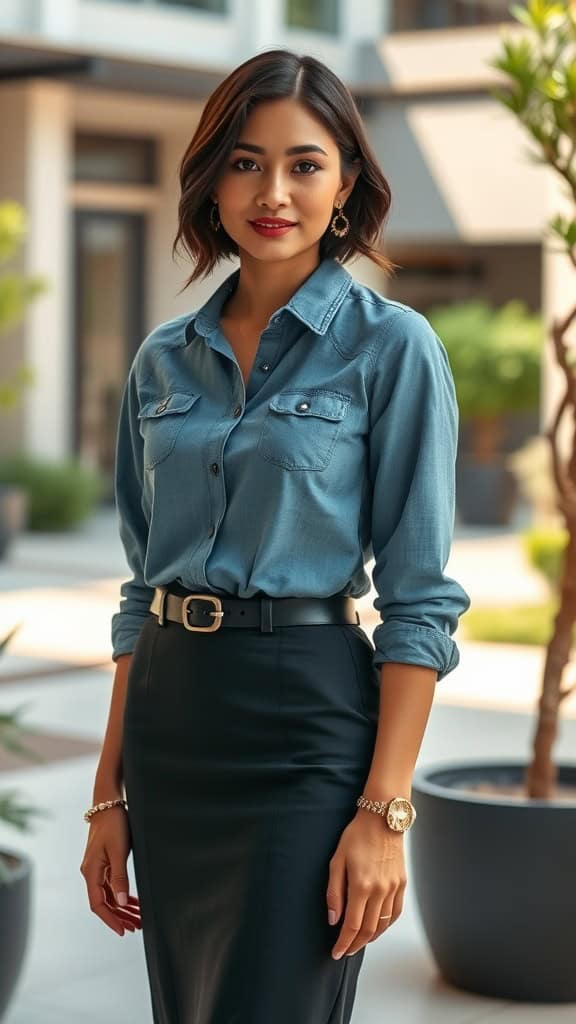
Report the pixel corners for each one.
[368,310,471,681]
[110,356,155,662]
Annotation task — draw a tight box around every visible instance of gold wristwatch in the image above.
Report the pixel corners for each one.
[356,794,417,833]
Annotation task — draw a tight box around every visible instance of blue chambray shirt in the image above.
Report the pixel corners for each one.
[111,256,471,679]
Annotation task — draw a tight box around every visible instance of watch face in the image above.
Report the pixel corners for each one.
[386,797,415,832]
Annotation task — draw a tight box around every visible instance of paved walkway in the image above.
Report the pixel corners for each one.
[0,504,574,1022]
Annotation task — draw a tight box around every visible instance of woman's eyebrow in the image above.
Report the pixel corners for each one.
[232,142,328,156]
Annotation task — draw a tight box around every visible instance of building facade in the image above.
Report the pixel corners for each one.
[0,0,563,498]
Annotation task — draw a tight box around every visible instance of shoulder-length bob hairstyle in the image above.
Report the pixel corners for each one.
[172,48,399,290]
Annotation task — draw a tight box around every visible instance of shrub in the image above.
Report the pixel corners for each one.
[463,601,576,646]
[0,626,50,882]
[522,526,569,589]
[0,454,104,530]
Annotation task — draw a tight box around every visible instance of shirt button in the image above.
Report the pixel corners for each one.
[210,462,219,475]
[260,362,270,372]
[296,401,310,412]
[232,405,242,418]
[207,525,215,537]
[156,399,169,413]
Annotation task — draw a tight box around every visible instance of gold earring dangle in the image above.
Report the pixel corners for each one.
[209,201,221,231]
[330,199,350,238]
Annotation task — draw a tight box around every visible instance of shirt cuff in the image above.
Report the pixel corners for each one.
[111,612,150,663]
[371,620,460,682]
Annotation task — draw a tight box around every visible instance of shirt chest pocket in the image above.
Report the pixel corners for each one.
[257,388,351,470]
[137,391,201,469]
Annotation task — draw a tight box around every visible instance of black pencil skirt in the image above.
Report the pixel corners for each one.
[121,597,380,1024]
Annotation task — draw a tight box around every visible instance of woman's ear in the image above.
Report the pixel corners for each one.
[339,163,362,205]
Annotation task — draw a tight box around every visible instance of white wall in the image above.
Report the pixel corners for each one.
[25,82,74,459]
[149,131,237,326]
[366,96,547,244]
[373,22,524,90]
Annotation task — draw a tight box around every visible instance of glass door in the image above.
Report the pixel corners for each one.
[73,210,145,501]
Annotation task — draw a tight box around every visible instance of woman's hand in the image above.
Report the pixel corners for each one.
[326,810,407,959]
[80,806,142,937]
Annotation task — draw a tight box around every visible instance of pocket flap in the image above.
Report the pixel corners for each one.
[268,389,350,421]
[138,392,200,419]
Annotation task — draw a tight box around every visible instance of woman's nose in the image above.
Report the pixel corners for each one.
[255,173,291,207]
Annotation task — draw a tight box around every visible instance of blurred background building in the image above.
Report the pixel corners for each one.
[0,0,559,502]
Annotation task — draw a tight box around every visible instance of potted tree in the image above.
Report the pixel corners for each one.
[0,200,47,559]
[0,625,49,1020]
[426,298,543,526]
[409,0,576,1003]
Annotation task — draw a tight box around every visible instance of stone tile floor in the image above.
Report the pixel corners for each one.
[0,504,574,1022]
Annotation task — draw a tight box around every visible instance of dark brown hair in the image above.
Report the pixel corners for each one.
[172,48,398,289]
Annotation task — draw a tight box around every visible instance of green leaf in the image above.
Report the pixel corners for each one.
[0,202,27,263]
[565,60,576,97]
[548,213,576,245]
[510,3,538,29]
[0,623,21,654]
[0,790,51,832]
[540,74,567,99]
[523,0,568,35]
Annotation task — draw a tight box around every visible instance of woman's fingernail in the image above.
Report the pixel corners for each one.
[328,909,337,925]
[117,892,128,906]
[333,951,343,959]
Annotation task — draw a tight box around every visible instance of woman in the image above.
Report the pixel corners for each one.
[80,48,470,1024]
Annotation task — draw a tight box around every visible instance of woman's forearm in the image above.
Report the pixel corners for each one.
[362,662,437,801]
[92,653,133,803]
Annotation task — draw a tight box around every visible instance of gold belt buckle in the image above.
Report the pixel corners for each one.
[181,594,224,632]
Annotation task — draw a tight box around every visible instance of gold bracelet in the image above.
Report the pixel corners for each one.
[83,798,128,823]
[356,795,389,816]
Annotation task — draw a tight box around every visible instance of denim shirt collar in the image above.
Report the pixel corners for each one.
[189,256,353,343]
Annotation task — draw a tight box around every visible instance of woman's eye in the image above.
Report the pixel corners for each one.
[231,158,257,171]
[295,160,320,174]
[230,158,320,175]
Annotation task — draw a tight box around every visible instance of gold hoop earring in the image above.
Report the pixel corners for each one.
[209,202,221,232]
[330,200,350,238]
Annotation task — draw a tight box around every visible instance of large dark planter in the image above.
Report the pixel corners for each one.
[456,457,518,526]
[409,760,576,1002]
[0,848,33,1019]
[0,484,28,561]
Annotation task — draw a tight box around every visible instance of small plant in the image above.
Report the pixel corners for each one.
[0,200,47,409]
[0,625,51,883]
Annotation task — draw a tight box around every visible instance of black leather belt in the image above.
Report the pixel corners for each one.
[149,585,360,633]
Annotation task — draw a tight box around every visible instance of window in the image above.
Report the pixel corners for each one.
[391,1,515,31]
[155,0,227,10]
[285,0,340,34]
[89,0,228,11]
[74,134,157,185]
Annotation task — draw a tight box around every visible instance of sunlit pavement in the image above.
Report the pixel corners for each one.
[1,505,575,1023]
